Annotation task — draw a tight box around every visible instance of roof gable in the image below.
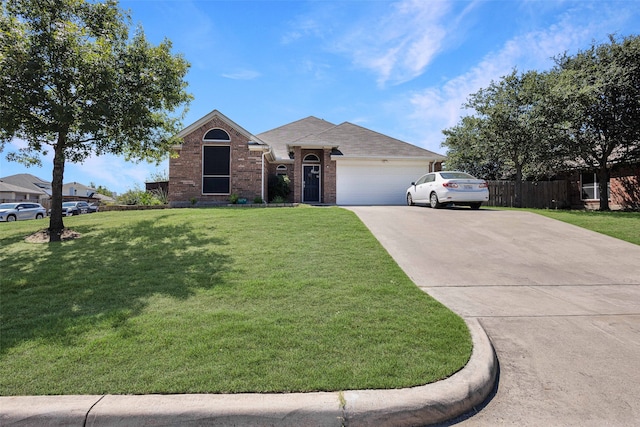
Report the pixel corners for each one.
[176,109,261,143]
[62,181,97,197]
[257,117,336,159]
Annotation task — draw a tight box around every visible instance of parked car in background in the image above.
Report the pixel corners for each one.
[0,202,47,222]
[406,171,489,210]
[87,203,99,213]
[49,201,92,216]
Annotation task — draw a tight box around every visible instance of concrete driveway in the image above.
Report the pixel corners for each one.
[347,206,640,426]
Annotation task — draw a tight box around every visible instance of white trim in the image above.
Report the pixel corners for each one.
[332,155,446,161]
[175,109,266,148]
[203,128,231,142]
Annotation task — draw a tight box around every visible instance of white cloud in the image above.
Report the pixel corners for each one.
[403,4,627,153]
[221,69,261,80]
[334,0,451,86]
[70,155,167,194]
[222,69,260,80]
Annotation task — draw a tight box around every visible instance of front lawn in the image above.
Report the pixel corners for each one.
[523,209,640,245]
[0,207,471,395]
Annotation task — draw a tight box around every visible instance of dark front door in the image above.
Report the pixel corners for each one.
[303,165,321,203]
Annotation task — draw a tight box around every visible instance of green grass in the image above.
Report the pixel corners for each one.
[0,207,471,396]
[513,208,640,245]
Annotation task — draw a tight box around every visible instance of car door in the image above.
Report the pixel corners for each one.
[16,204,32,220]
[415,174,434,203]
[424,173,436,198]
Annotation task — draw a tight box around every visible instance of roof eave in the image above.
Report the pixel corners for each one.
[332,155,447,161]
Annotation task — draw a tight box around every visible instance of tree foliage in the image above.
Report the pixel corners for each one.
[444,69,556,207]
[549,34,640,210]
[0,0,191,239]
[441,35,640,210]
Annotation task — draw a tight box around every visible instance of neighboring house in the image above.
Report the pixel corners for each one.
[0,180,46,203]
[563,164,640,210]
[62,181,115,204]
[0,173,51,204]
[169,110,446,206]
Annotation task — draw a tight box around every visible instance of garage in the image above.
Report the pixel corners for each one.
[335,158,432,205]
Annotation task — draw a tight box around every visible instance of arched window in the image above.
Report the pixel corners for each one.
[303,154,320,162]
[276,165,288,176]
[203,128,230,141]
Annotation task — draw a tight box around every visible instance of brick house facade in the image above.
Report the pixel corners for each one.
[169,112,267,205]
[169,110,446,206]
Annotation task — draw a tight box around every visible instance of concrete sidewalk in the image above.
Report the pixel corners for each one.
[1,320,496,426]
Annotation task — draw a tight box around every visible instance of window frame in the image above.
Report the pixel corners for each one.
[202,145,231,195]
[580,172,610,201]
[203,128,231,142]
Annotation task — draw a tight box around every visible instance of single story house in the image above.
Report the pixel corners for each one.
[0,180,46,203]
[565,164,640,210]
[62,181,115,204]
[169,110,446,206]
[0,173,51,204]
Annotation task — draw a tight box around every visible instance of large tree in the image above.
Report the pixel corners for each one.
[443,69,555,207]
[441,115,504,180]
[550,34,640,210]
[1,0,191,240]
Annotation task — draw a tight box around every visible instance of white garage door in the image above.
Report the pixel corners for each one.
[336,159,430,205]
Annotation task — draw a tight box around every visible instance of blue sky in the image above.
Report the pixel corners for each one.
[2,0,639,194]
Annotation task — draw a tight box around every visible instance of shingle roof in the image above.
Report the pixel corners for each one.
[257,117,337,159]
[258,118,445,160]
[295,122,445,159]
[0,174,51,194]
[0,180,44,195]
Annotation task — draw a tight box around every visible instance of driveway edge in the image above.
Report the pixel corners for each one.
[0,319,496,427]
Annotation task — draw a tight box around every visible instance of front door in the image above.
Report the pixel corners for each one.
[303,165,321,203]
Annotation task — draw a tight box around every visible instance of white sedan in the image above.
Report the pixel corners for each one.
[406,171,489,210]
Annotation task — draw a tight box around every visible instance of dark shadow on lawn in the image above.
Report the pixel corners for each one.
[1,215,232,355]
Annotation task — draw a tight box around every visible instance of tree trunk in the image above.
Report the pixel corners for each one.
[49,133,67,242]
[598,165,611,211]
[514,164,523,208]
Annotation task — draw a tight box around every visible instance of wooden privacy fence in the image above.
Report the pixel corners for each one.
[486,180,570,209]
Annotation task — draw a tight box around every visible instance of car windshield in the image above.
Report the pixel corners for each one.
[62,202,74,207]
[0,203,19,209]
[440,172,476,180]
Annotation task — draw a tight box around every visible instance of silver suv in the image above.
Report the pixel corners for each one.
[0,203,47,222]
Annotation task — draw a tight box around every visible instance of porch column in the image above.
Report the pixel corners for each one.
[293,146,302,203]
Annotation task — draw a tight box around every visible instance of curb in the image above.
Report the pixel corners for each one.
[0,319,497,427]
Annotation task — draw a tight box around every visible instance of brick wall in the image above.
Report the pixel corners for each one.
[169,116,263,205]
[292,148,337,204]
[322,148,336,204]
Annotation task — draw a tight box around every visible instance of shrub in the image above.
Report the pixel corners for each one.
[268,175,290,202]
[117,186,165,206]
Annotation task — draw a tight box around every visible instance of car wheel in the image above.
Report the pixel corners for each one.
[36,213,43,219]
[429,192,441,209]
[470,203,482,210]
[407,193,414,206]
[7,214,16,222]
